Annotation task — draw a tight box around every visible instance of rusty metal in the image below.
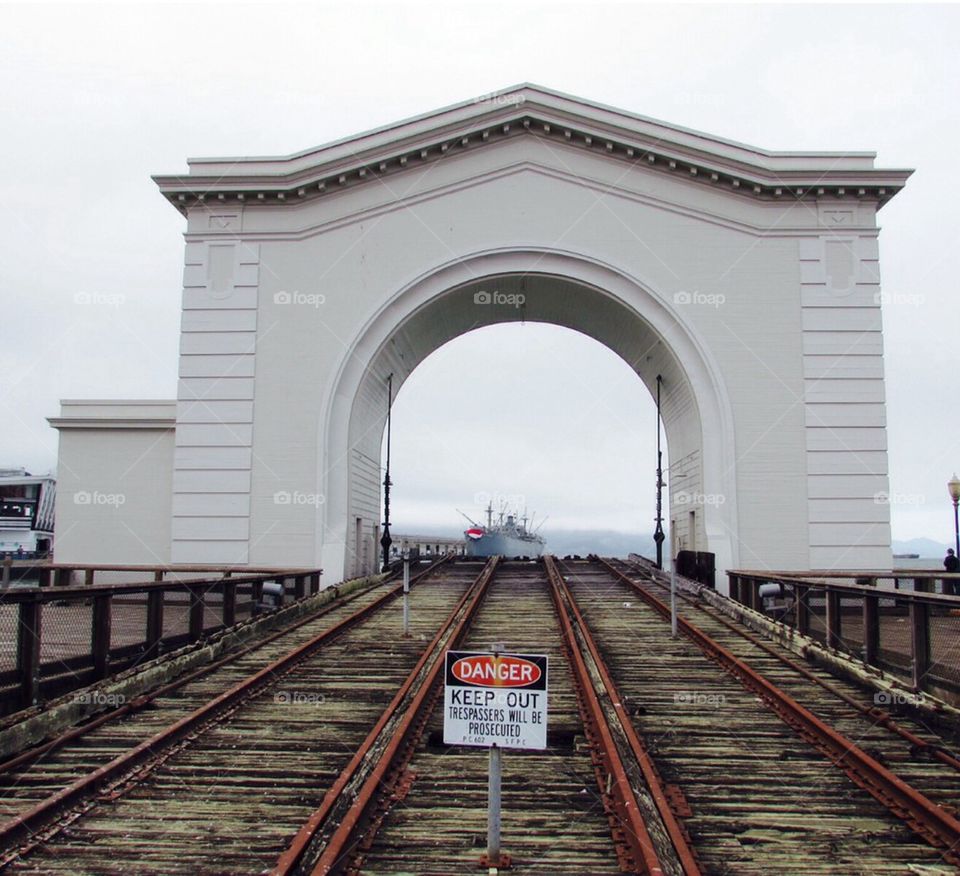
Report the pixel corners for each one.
[0,557,451,854]
[547,556,701,876]
[299,557,500,875]
[0,569,402,779]
[595,556,960,863]
[544,556,667,876]
[620,557,960,775]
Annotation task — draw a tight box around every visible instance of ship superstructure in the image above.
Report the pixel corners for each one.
[462,502,546,558]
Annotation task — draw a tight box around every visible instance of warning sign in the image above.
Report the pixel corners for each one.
[443,650,548,749]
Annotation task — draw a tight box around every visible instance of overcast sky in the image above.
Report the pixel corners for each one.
[2,2,958,549]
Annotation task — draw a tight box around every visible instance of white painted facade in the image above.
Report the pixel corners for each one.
[50,85,910,584]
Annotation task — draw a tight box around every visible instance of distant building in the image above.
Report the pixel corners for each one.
[0,468,55,557]
[391,534,466,559]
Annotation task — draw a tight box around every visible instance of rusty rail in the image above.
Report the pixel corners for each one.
[0,557,449,857]
[275,557,499,875]
[620,558,960,775]
[596,557,960,864]
[545,556,676,875]
[547,556,701,875]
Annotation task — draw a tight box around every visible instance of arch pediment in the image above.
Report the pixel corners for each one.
[154,84,911,214]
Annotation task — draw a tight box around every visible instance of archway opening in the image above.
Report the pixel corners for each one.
[319,255,737,585]
[381,322,668,563]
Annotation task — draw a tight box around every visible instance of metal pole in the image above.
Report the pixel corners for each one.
[653,374,665,570]
[380,373,394,572]
[402,552,410,637]
[487,641,504,870]
[487,743,502,870]
[670,566,678,639]
[954,498,959,562]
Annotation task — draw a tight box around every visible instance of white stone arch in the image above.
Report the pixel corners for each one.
[317,247,739,583]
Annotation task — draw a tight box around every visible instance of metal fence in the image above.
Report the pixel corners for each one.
[0,568,322,716]
[728,571,960,699]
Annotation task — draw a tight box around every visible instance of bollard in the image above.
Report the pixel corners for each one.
[402,553,410,637]
[670,567,678,639]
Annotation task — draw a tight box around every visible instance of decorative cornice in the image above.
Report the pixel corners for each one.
[153,86,912,215]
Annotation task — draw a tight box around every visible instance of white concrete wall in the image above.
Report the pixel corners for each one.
[51,402,175,565]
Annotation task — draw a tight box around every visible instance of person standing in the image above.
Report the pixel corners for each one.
[945,549,960,595]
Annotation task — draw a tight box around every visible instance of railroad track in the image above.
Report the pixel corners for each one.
[3,554,960,874]
[560,556,960,874]
[0,557,471,872]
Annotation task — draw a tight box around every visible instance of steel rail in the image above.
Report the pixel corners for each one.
[290,556,500,876]
[594,556,960,864]
[0,556,452,857]
[548,556,702,876]
[544,555,667,876]
[617,558,960,774]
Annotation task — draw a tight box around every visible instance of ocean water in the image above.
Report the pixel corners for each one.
[894,556,953,572]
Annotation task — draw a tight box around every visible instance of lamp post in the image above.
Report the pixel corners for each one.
[949,474,960,561]
[653,374,665,570]
[380,373,394,572]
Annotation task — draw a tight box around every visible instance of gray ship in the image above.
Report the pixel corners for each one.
[462,503,546,558]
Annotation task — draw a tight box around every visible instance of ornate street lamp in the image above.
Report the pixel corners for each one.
[949,474,960,562]
[380,373,394,572]
[653,374,665,570]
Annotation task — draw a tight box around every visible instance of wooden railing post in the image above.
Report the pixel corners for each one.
[84,569,95,587]
[92,593,112,679]
[188,585,205,641]
[294,575,305,600]
[796,584,810,636]
[825,587,842,650]
[252,580,264,615]
[910,598,931,692]
[55,567,72,587]
[223,579,237,627]
[310,572,321,595]
[17,596,42,708]
[863,590,880,666]
[146,590,164,658]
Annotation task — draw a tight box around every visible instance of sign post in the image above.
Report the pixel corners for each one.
[444,646,549,871]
